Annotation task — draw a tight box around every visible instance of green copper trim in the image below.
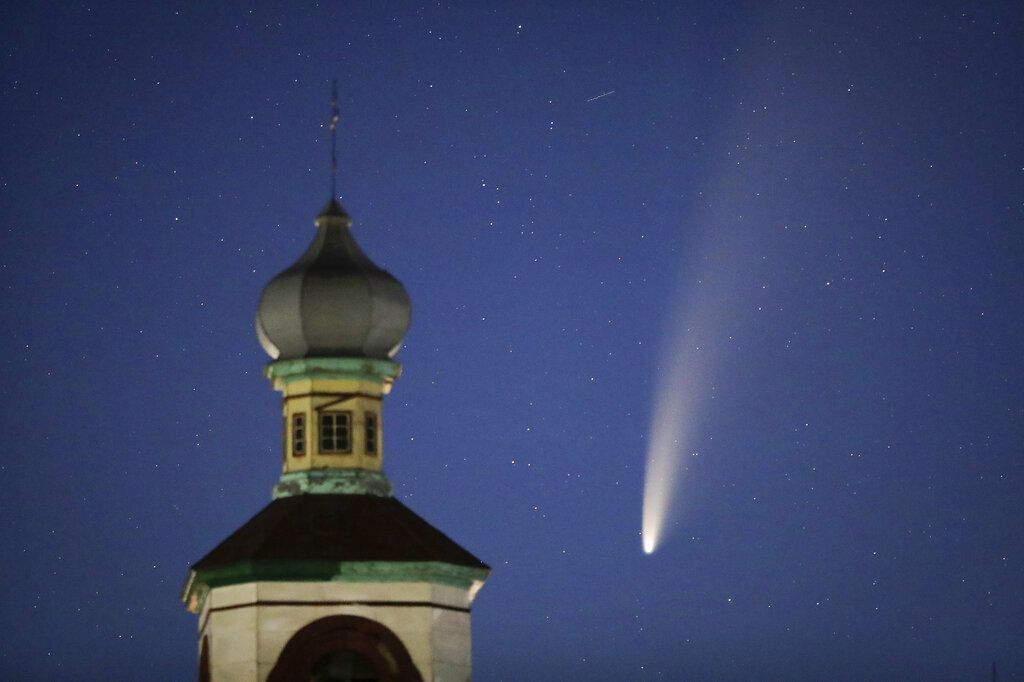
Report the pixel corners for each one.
[266,357,401,385]
[273,470,393,498]
[182,561,489,613]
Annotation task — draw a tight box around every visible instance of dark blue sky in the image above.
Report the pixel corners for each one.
[1,2,1021,680]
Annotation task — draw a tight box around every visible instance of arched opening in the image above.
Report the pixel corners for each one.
[198,635,210,682]
[268,614,421,682]
[312,649,378,681]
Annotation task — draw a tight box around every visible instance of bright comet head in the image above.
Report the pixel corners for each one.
[641,307,715,556]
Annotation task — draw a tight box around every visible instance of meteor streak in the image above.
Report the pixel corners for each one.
[586,90,616,102]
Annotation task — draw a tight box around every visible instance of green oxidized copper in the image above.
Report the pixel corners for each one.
[273,470,393,498]
[266,357,401,385]
[183,561,488,613]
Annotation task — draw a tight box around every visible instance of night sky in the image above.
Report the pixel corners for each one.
[2,2,1022,680]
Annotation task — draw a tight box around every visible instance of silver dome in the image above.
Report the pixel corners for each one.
[256,200,411,361]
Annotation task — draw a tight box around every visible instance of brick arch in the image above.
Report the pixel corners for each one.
[268,614,422,682]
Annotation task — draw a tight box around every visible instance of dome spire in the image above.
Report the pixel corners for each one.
[328,78,340,201]
[255,87,411,362]
[319,79,350,224]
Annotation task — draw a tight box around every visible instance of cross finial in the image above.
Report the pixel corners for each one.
[329,79,340,200]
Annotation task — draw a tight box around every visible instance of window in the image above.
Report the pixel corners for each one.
[365,412,378,455]
[292,413,306,457]
[320,412,351,453]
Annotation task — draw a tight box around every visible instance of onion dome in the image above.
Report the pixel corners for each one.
[256,199,411,361]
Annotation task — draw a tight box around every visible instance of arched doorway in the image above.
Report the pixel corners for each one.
[267,614,422,682]
[311,649,378,681]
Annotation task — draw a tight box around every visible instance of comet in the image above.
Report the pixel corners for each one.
[639,29,792,554]
[641,262,730,555]
[641,317,714,555]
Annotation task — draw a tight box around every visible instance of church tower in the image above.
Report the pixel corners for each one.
[182,93,489,681]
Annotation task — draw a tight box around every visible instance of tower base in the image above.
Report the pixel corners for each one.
[198,581,474,681]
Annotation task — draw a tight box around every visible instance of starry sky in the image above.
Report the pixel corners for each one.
[1,2,1022,680]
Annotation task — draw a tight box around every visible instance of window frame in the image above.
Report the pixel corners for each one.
[319,410,353,454]
[292,412,306,457]
[364,411,378,456]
